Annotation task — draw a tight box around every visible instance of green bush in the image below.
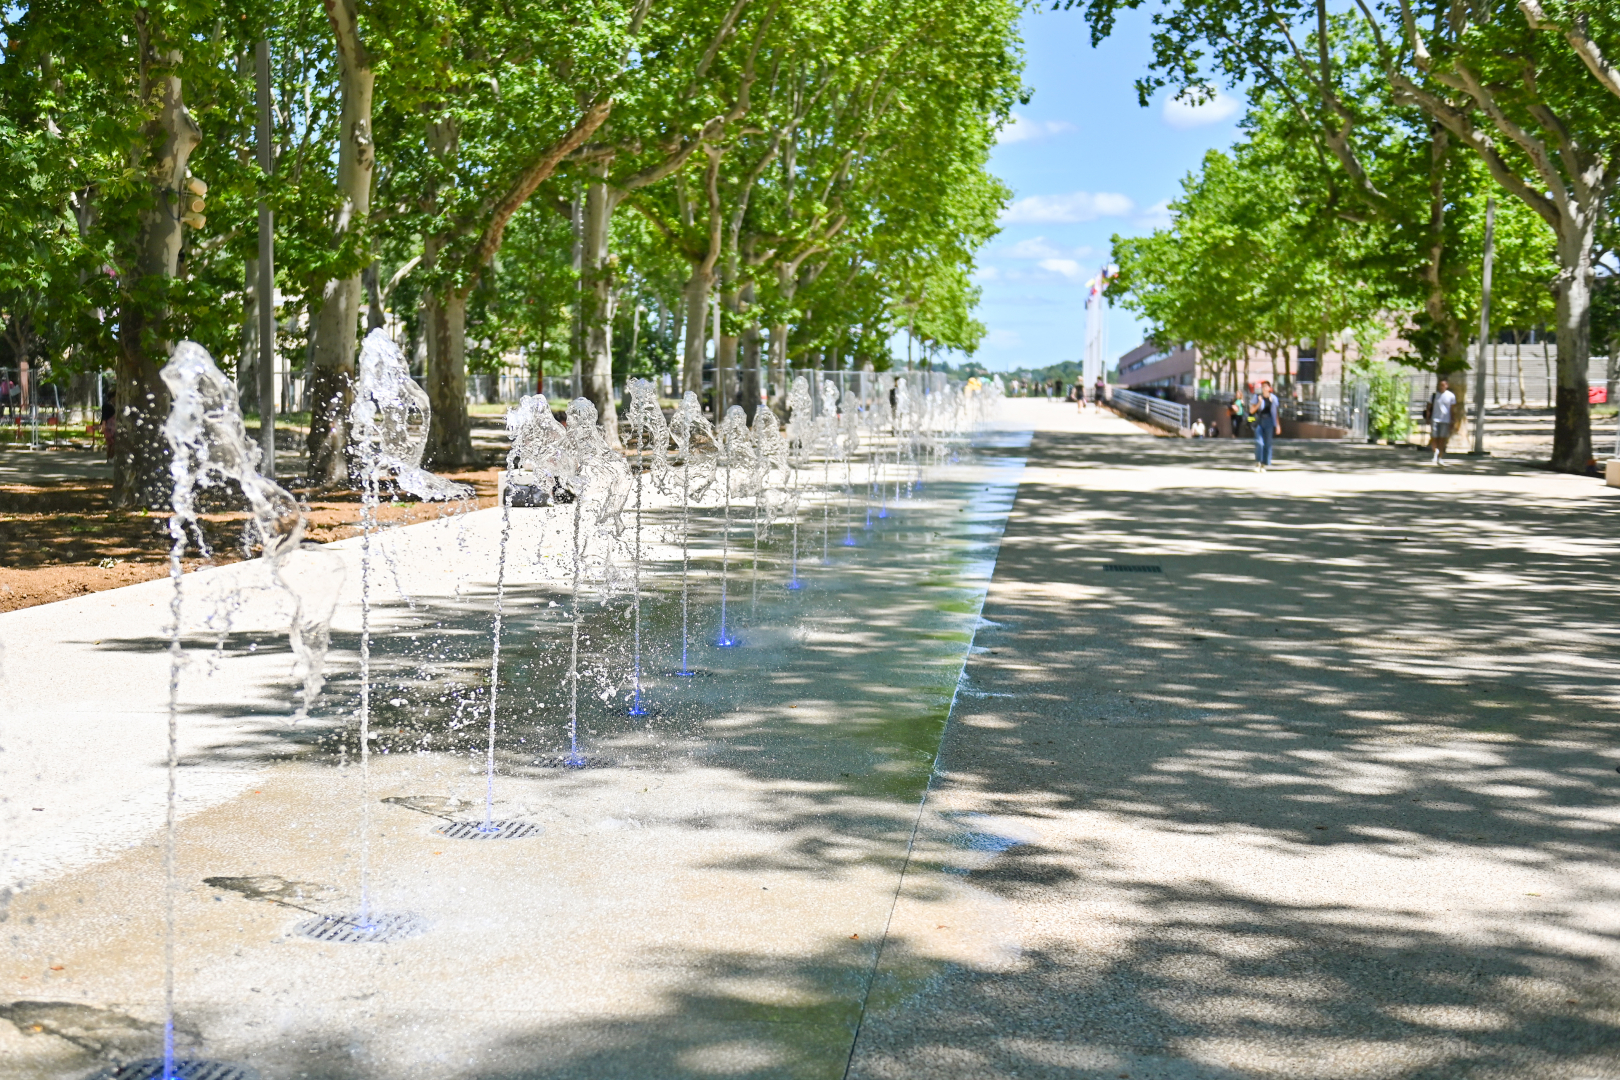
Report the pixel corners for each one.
[1367,366,1412,442]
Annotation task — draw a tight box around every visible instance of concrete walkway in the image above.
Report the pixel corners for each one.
[5,399,1619,1078]
[0,436,1024,1079]
[851,399,1620,1078]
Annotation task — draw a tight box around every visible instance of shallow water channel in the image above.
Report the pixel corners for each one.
[2,429,1028,1080]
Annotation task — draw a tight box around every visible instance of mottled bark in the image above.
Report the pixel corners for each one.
[114,32,200,509]
[1423,126,1467,383]
[239,257,260,412]
[681,269,709,397]
[306,0,375,484]
[769,322,788,402]
[716,253,738,415]
[1551,223,1595,471]
[740,279,761,423]
[424,285,474,465]
[582,169,620,444]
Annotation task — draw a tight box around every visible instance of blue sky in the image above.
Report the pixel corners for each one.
[970,6,1246,372]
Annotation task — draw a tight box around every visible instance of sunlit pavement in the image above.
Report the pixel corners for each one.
[6,399,1619,1079]
[0,433,1025,1079]
[848,398,1620,1078]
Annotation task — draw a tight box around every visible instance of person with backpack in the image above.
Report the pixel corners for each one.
[1249,380,1281,470]
[1425,378,1457,466]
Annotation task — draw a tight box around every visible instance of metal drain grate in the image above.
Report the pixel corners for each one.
[99,1060,259,1080]
[1102,564,1162,573]
[294,912,424,944]
[434,819,544,840]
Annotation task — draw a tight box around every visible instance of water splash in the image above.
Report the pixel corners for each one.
[819,379,838,564]
[784,377,813,589]
[557,398,630,764]
[353,329,474,503]
[893,377,911,505]
[348,329,474,919]
[875,374,892,520]
[666,392,714,673]
[625,379,669,715]
[749,405,787,618]
[840,386,860,547]
[714,406,750,648]
[158,341,342,1078]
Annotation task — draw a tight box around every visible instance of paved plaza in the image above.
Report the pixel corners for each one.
[855,401,1620,1077]
[3,398,1618,1078]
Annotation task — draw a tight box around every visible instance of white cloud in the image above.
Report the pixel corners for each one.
[983,329,1023,349]
[997,111,1078,145]
[1162,90,1241,130]
[1137,199,1172,229]
[1001,236,1063,259]
[998,236,1100,263]
[1000,192,1136,224]
[1038,258,1083,280]
[971,265,1001,281]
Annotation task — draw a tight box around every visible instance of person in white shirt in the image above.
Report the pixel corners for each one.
[1428,378,1458,466]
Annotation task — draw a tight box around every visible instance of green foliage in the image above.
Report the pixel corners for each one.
[463,202,576,379]
[1361,361,1413,442]
[1108,125,1395,370]
[0,0,1015,412]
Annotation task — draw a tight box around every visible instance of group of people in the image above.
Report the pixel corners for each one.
[1062,376,1109,410]
[1203,377,1460,470]
[1189,383,1287,470]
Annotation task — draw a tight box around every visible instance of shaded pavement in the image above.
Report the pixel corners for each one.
[850,401,1620,1079]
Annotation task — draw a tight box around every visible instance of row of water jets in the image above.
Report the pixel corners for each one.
[148,329,1000,1078]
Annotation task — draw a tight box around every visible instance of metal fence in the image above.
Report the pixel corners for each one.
[1108,386,1190,433]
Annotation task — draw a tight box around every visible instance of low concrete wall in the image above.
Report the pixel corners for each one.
[1282,419,1350,440]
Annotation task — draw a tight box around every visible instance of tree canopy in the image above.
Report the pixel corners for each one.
[0,0,1021,500]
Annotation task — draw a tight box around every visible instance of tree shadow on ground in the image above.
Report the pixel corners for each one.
[844,428,1620,1079]
[19,427,1619,1078]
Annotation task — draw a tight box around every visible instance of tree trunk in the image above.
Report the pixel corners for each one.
[570,193,584,398]
[1551,221,1595,471]
[722,259,741,417]
[681,268,709,396]
[769,322,788,402]
[420,115,474,466]
[306,0,374,484]
[740,280,761,423]
[114,36,201,509]
[1516,332,1525,407]
[362,262,386,330]
[239,256,259,412]
[581,171,620,445]
[425,285,474,465]
[1421,126,1469,381]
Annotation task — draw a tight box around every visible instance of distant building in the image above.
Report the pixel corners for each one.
[1116,341,1198,396]
[1113,337,1361,401]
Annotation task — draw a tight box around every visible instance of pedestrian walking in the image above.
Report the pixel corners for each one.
[1426,378,1457,466]
[1250,380,1281,470]
[1093,376,1105,407]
